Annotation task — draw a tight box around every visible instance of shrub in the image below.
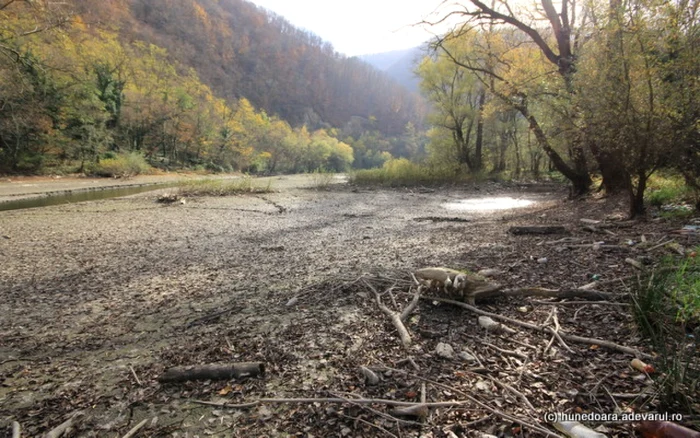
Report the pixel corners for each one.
[350,158,473,187]
[632,249,700,414]
[88,152,151,178]
[177,177,273,196]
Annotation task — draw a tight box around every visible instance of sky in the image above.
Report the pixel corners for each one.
[247,0,454,57]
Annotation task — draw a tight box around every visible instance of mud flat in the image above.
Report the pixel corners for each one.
[0,179,677,437]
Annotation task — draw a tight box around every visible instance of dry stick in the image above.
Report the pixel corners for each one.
[423,296,650,358]
[12,421,20,438]
[121,418,149,438]
[550,309,573,353]
[531,300,630,306]
[365,279,413,348]
[396,356,421,371]
[191,397,475,409]
[377,366,563,438]
[130,365,142,386]
[329,392,423,427]
[484,375,536,413]
[481,341,528,361]
[339,413,399,438]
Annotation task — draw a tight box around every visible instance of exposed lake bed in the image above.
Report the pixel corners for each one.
[0,176,693,437]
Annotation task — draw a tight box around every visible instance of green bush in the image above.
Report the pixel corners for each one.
[632,249,700,414]
[350,158,473,187]
[177,177,273,196]
[88,152,152,178]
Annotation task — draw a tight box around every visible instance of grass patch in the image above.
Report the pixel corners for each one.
[632,249,700,415]
[350,159,478,187]
[87,152,152,178]
[309,168,336,190]
[645,173,694,207]
[177,177,273,196]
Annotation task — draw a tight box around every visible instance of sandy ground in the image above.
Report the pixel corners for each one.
[0,176,697,437]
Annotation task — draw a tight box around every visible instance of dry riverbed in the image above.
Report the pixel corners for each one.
[0,175,696,437]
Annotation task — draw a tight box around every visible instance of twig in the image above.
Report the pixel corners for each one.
[550,308,573,353]
[330,392,424,426]
[481,341,528,360]
[396,357,420,371]
[121,418,149,438]
[192,396,476,409]
[531,300,630,306]
[339,413,399,438]
[423,295,650,358]
[485,376,536,412]
[366,279,412,348]
[130,366,142,386]
[376,366,563,438]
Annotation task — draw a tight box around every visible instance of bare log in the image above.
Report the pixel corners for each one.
[159,362,265,383]
[509,226,568,235]
[12,421,20,438]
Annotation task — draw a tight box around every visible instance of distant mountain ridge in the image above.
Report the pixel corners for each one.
[359,46,427,93]
[72,0,426,135]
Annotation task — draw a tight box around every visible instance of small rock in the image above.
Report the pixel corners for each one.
[474,380,491,392]
[341,427,352,436]
[458,351,477,362]
[435,342,455,359]
[517,306,529,313]
[285,297,298,307]
[537,257,548,263]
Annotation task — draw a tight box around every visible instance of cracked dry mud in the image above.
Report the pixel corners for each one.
[0,175,694,437]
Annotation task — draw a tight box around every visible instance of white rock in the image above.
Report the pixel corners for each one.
[435,342,455,359]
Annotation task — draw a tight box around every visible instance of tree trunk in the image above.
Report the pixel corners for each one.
[474,89,486,171]
[521,107,591,195]
[629,171,648,218]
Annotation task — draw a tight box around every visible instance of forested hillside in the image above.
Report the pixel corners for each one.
[0,0,427,174]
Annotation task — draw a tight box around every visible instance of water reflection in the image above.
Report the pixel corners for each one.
[442,196,535,212]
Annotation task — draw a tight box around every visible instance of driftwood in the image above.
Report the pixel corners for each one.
[415,267,503,305]
[509,226,568,235]
[158,362,265,383]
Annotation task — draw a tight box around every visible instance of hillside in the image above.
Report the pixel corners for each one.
[73,0,426,136]
[360,46,426,93]
[0,0,428,174]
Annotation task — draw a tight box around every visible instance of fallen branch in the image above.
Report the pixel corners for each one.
[509,226,568,235]
[365,279,413,348]
[500,287,621,301]
[159,362,265,383]
[12,421,20,438]
[423,296,650,358]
